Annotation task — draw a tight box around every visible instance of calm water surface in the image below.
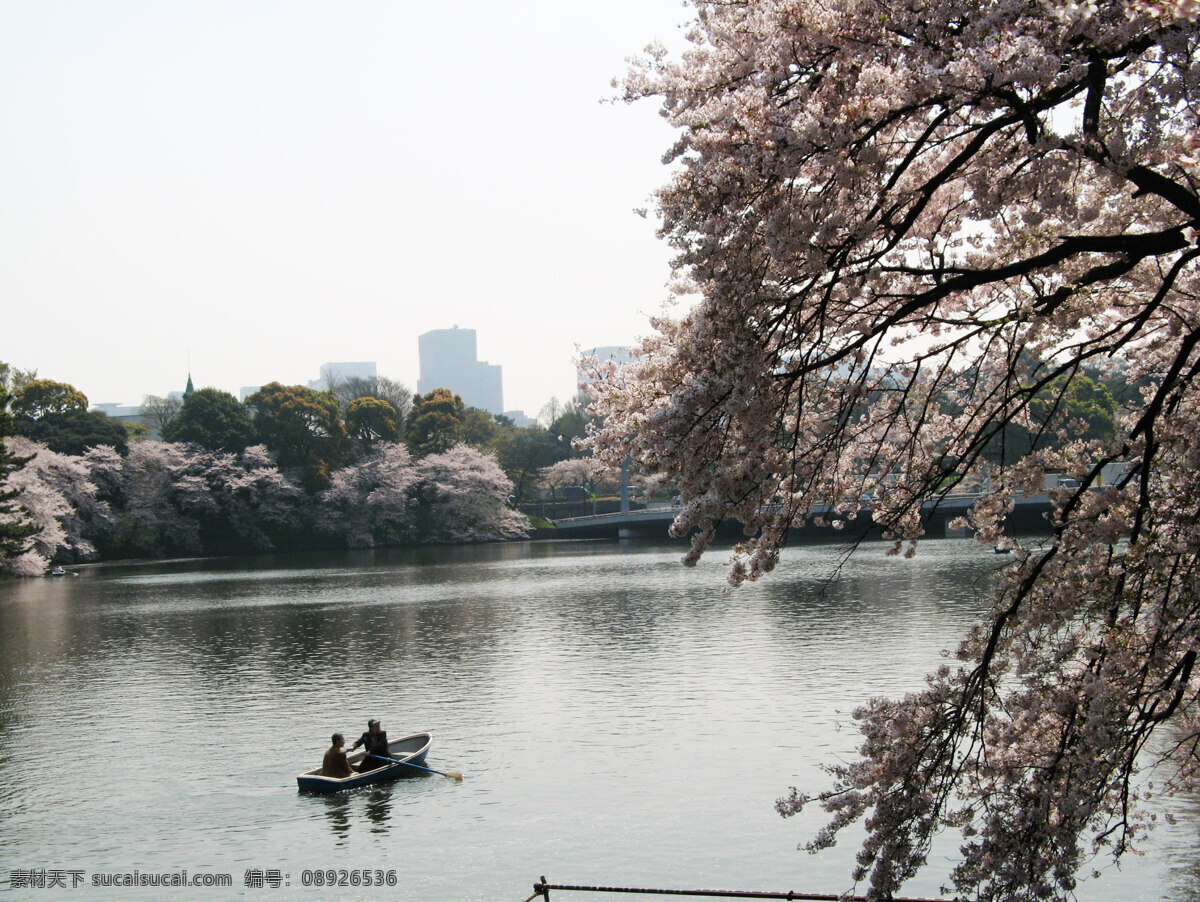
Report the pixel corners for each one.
[0,539,1197,901]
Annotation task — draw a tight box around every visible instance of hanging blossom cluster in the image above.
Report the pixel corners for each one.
[586,0,1200,898]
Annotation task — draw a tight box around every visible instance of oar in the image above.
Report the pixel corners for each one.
[370,754,463,781]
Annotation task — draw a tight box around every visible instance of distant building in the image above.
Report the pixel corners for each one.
[309,361,377,391]
[95,372,194,438]
[91,402,153,432]
[503,410,535,427]
[168,372,196,403]
[92,403,144,418]
[417,327,503,415]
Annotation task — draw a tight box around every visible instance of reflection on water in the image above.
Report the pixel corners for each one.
[318,794,352,844]
[362,786,391,833]
[309,782,401,840]
[0,538,1195,901]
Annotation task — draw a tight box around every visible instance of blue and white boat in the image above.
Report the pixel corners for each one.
[297,731,432,793]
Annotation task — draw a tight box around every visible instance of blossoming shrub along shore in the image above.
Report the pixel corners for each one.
[0,438,528,575]
[586,1,1200,899]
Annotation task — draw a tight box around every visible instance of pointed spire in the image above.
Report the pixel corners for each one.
[184,373,195,399]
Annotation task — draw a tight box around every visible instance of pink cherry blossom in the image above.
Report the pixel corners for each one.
[414,444,530,543]
[588,1,1200,897]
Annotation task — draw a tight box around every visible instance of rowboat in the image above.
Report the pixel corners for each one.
[296,731,432,793]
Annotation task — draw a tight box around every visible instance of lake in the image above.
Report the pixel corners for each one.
[0,538,1196,900]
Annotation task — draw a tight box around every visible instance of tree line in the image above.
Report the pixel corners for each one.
[0,361,604,576]
[0,350,1130,579]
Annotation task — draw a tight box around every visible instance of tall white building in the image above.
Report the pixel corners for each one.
[417,327,503,415]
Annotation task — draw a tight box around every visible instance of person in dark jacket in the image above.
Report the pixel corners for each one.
[350,719,390,771]
[321,733,356,778]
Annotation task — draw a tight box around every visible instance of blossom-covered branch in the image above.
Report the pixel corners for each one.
[588,1,1200,898]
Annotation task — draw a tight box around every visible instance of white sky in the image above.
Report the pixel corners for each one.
[1,0,694,418]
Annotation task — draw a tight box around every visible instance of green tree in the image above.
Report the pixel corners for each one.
[345,396,400,449]
[246,382,346,490]
[329,374,413,429]
[21,410,129,456]
[548,397,593,453]
[406,388,465,456]
[492,424,568,505]
[967,365,1121,465]
[458,407,500,448]
[1043,374,1118,445]
[11,379,88,422]
[163,387,256,453]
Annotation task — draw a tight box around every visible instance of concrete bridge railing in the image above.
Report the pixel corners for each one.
[549,492,1053,541]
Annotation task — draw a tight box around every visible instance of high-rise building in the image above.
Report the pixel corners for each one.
[417,327,503,415]
[309,361,377,391]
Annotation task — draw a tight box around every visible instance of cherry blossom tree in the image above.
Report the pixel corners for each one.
[537,456,622,500]
[0,439,39,575]
[320,443,419,548]
[199,444,308,552]
[4,437,110,568]
[414,445,529,542]
[105,441,216,555]
[587,1,1200,898]
[88,441,306,557]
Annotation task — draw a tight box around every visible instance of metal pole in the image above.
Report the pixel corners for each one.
[620,452,631,515]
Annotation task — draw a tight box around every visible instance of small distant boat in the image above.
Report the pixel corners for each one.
[297,731,432,793]
[993,545,1029,560]
[48,566,67,577]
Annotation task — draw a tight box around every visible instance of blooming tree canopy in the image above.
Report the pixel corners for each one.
[537,456,622,499]
[321,443,419,547]
[5,437,109,571]
[0,439,38,575]
[587,1,1200,898]
[414,445,529,543]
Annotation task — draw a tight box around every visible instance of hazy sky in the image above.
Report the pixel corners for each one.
[2,1,694,417]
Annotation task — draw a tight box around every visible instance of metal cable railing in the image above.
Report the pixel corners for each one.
[522,876,959,902]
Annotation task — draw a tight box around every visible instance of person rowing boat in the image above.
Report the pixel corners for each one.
[349,718,389,772]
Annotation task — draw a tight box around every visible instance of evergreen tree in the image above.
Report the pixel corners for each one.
[162,387,256,453]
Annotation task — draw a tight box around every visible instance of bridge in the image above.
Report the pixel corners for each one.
[549,493,1057,541]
